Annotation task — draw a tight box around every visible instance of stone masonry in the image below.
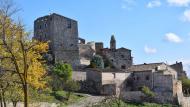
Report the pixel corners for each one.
[34,13,80,68]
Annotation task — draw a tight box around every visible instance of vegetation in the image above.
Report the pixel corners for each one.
[179,77,190,96]
[0,0,48,107]
[92,100,178,107]
[51,62,73,90]
[89,55,104,69]
[141,86,155,102]
[51,62,80,101]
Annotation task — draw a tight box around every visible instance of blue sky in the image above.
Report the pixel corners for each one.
[16,0,190,76]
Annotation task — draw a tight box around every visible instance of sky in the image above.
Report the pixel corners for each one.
[14,0,190,76]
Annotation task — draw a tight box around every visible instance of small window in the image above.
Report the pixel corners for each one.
[44,23,47,28]
[39,25,42,29]
[146,75,150,80]
[70,44,74,46]
[121,55,124,58]
[111,59,114,62]
[121,65,126,69]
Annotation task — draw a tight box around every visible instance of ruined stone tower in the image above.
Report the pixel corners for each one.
[110,35,116,50]
[34,13,80,67]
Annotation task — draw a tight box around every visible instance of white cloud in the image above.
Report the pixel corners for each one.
[167,0,190,7]
[121,0,136,10]
[147,0,161,8]
[165,33,183,43]
[144,45,157,54]
[182,10,190,22]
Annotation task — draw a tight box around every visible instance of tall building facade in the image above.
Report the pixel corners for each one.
[34,13,80,67]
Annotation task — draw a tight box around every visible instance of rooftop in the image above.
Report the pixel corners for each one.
[128,62,164,72]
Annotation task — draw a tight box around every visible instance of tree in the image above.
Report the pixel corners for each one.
[5,83,23,107]
[180,77,190,96]
[52,63,72,82]
[89,55,104,69]
[64,80,80,101]
[0,1,48,107]
[51,63,73,90]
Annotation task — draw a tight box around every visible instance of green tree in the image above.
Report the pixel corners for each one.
[90,55,104,69]
[53,63,72,82]
[51,63,73,90]
[180,77,190,96]
[64,80,80,101]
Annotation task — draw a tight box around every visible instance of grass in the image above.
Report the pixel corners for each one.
[29,89,85,106]
[92,100,179,107]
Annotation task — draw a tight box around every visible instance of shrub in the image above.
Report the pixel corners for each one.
[89,55,104,69]
[141,86,155,102]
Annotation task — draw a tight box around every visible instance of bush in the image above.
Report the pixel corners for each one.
[142,86,155,97]
[64,80,80,100]
[89,55,104,69]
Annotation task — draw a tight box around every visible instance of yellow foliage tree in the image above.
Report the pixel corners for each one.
[0,1,48,107]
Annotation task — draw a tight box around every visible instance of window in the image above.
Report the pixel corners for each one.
[39,25,42,29]
[121,65,126,69]
[121,55,124,58]
[70,44,74,46]
[145,75,150,80]
[44,23,47,28]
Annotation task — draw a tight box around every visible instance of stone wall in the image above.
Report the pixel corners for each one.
[79,42,95,65]
[121,91,145,103]
[72,71,86,81]
[170,62,187,78]
[34,13,80,68]
[101,48,132,70]
[131,71,153,91]
[153,73,173,94]
[95,42,103,55]
[121,91,175,104]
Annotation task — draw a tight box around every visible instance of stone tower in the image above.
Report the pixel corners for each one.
[110,35,116,50]
[34,13,80,67]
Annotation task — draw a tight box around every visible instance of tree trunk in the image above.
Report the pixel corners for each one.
[2,91,6,107]
[23,84,28,107]
[66,91,71,101]
[0,93,3,107]
[12,101,17,107]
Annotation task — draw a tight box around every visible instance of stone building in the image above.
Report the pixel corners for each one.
[122,63,181,104]
[79,41,96,66]
[170,62,187,79]
[95,42,104,55]
[86,63,184,104]
[96,35,133,70]
[86,68,130,95]
[127,63,177,91]
[33,13,80,67]
[110,35,116,50]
